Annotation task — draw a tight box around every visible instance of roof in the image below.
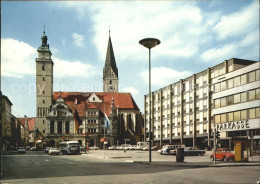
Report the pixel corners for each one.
[103,34,118,78]
[18,117,36,132]
[53,92,140,117]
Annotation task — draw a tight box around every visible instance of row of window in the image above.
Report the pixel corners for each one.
[214,69,259,93]
[214,88,260,108]
[37,107,49,117]
[214,107,260,124]
[87,119,97,124]
[87,111,98,116]
[50,121,70,134]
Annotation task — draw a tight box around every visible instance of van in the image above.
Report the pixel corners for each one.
[136,142,149,150]
[161,144,185,155]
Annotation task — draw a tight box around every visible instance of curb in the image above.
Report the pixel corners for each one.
[133,161,260,168]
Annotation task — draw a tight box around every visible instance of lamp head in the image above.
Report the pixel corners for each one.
[139,38,160,49]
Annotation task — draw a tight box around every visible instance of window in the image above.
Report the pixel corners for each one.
[215,83,220,92]
[215,99,220,108]
[241,92,247,103]
[221,81,227,91]
[234,76,240,87]
[42,64,45,70]
[234,94,241,104]
[249,109,255,119]
[228,78,234,89]
[65,121,70,133]
[249,71,256,83]
[215,115,220,124]
[227,96,233,105]
[43,90,45,95]
[249,90,256,101]
[43,77,45,81]
[221,114,226,123]
[256,107,260,118]
[203,112,207,121]
[228,112,233,122]
[241,110,247,120]
[58,121,62,134]
[256,89,260,99]
[234,111,240,121]
[228,65,233,72]
[256,70,260,81]
[220,97,226,107]
[241,74,247,85]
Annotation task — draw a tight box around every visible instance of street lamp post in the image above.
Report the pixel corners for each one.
[139,38,160,162]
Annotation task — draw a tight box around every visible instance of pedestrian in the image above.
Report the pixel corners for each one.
[87,146,89,153]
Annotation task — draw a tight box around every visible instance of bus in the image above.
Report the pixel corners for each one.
[60,141,80,155]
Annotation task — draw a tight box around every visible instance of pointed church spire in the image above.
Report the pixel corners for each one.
[103,31,118,78]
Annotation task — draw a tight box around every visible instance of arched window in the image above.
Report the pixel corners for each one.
[58,121,62,134]
[65,121,70,134]
[50,121,54,134]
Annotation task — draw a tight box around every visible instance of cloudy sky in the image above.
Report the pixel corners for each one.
[1,0,259,117]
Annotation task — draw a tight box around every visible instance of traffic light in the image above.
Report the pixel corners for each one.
[215,130,220,139]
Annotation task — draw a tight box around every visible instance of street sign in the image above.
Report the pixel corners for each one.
[124,138,130,142]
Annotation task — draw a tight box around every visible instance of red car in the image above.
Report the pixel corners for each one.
[210,148,234,161]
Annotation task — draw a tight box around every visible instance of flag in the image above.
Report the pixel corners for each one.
[104,113,110,128]
[74,109,82,133]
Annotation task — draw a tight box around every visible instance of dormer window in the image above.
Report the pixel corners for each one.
[93,97,95,101]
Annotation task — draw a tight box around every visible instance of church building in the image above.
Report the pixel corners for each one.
[35,30,143,148]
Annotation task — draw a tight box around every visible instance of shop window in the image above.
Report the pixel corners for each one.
[249,109,256,119]
[234,94,241,104]
[234,76,241,87]
[234,111,240,121]
[249,71,256,83]
[249,90,256,101]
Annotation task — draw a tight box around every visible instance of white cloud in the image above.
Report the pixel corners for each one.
[122,86,139,96]
[53,57,95,78]
[72,33,85,47]
[213,1,259,40]
[141,67,192,87]
[1,38,95,78]
[1,38,36,78]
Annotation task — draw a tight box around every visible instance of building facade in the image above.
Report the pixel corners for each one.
[212,62,260,153]
[35,30,143,148]
[144,58,259,150]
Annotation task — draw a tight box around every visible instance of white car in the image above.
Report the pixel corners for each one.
[108,145,116,150]
[48,147,60,155]
[18,147,26,154]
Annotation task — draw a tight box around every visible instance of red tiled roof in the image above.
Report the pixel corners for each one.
[53,92,140,117]
[18,117,36,132]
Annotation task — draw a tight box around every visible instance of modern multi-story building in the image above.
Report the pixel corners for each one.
[144,58,259,150]
[212,62,260,152]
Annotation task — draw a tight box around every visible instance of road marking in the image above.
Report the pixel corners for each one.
[31,159,40,165]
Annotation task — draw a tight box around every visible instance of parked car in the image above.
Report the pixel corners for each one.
[80,146,86,152]
[30,147,39,151]
[89,146,99,150]
[25,146,31,150]
[162,145,185,155]
[45,147,50,153]
[184,147,206,156]
[18,147,26,154]
[108,145,117,150]
[210,148,234,161]
[49,147,60,155]
[143,146,149,151]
